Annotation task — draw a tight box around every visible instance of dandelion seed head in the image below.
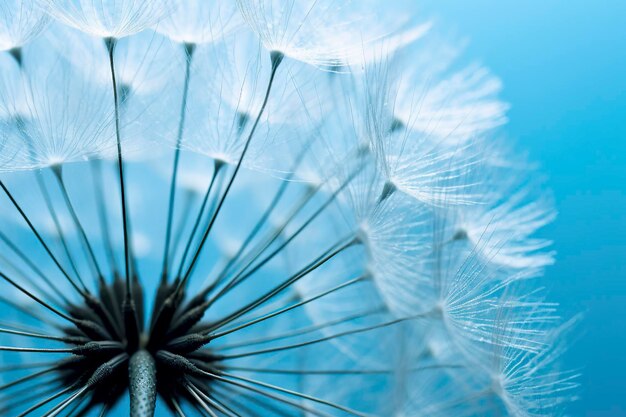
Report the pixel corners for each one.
[0,0,49,51]
[40,0,174,39]
[0,1,576,416]
[155,0,243,45]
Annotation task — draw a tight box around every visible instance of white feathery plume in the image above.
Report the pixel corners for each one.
[167,32,326,173]
[391,37,509,145]
[445,175,557,270]
[236,0,426,68]
[154,0,243,45]
[0,0,49,52]
[0,42,118,170]
[45,24,179,97]
[339,166,433,318]
[475,314,580,416]
[39,0,173,39]
[359,60,480,206]
[414,224,560,362]
[393,366,483,417]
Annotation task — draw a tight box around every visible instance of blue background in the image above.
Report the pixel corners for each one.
[421,2,626,415]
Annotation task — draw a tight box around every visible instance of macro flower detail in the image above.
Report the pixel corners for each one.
[0,2,576,417]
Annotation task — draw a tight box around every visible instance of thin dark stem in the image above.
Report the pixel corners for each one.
[15,385,75,417]
[0,180,87,295]
[187,382,240,417]
[0,346,74,353]
[90,159,118,277]
[97,403,110,417]
[0,366,58,391]
[201,391,243,417]
[185,383,218,417]
[0,327,78,344]
[0,361,57,373]
[0,251,66,307]
[0,231,68,305]
[41,385,89,417]
[0,381,63,416]
[170,397,187,417]
[35,170,82,285]
[52,166,104,282]
[207,164,363,307]
[105,37,131,294]
[206,237,357,334]
[162,43,195,281]
[224,363,464,375]
[211,378,334,417]
[206,184,319,299]
[211,385,293,417]
[179,52,284,288]
[212,275,365,339]
[0,271,75,323]
[168,189,196,270]
[215,313,426,360]
[0,295,61,327]
[217,308,384,350]
[212,371,369,416]
[213,135,318,286]
[174,161,223,281]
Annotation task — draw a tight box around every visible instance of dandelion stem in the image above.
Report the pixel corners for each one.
[0,361,57,373]
[0,326,80,344]
[162,43,196,282]
[184,382,218,417]
[42,385,90,417]
[213,313,427,360]
[212,275,365,339]
[186,382,239,417]
[52,166,105,283]
[212,385,294,417]
[179,52,284,288]
[0,346,75,353]
[98,403,110,417]
[217,308,384,350]
[0,230,68,304]
[1,381,64,416]
[198,391,242,417]
[218,371,370,416]
[210,375,337,417]
[213,135,318,286]
[206,164,363,306]
[174,160,224,281]
[0,295,61,327]
[170,397,187,417]
[0,366,58,391]
[206,236,357,334]
[105,37,131,295]
[0,180,87,295]
[128,350,157,417]
[91,159,119,277]
[206,184,320,299]
[168,190,196,270]
[0,271,74,323]
[15,385,75,417]
[35,170,82,285]
[0,251,66,307]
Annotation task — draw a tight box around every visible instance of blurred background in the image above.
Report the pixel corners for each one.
[420,1,626,415]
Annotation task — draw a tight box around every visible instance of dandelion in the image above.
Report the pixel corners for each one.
[0,0,49,54]
[0,1,576,417]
